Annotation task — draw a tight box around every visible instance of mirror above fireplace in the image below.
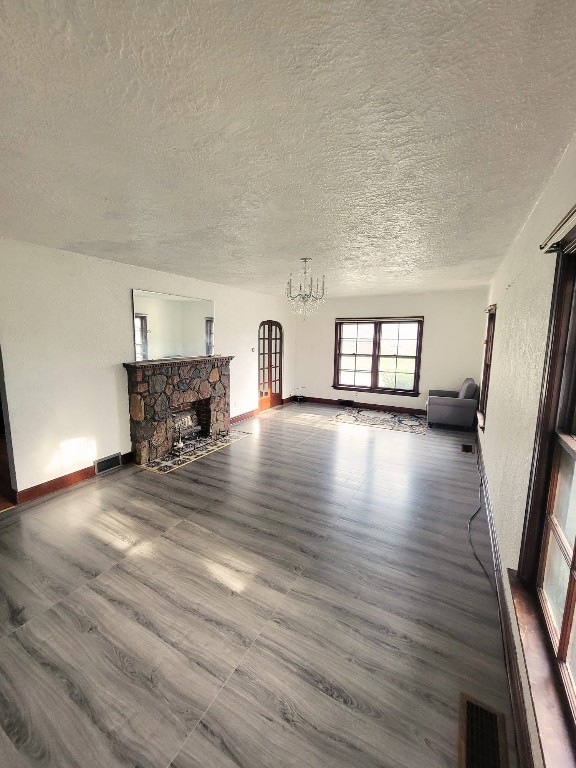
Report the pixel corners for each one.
[132,289,215,362]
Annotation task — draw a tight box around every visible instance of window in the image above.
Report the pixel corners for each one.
[333,318,423,396]
[520,204,576,725]
[478,305,497,426]
[205,317,214,356]
[134,314,148,361]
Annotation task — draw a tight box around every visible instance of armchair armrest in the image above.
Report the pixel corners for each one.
[428,390,458,398]
[428,396,477,410]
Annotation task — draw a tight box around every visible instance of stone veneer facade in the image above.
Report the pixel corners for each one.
[123,356,233,464]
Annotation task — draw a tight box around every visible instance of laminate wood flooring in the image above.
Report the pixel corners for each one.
[0,404,517,767]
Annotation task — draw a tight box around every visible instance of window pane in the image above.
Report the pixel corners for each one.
[378,372,395,388]
[339,355,356,371]
[357,324,375,341]
[272,380,279,394]
[355,371,371,387]
[356,340,373,355]
[380,339,399,355]
[543,533,570,633]
[380,323,399,340]
[396,357,416,374]
[341,339,356,354]
[341,324,358,338]
[398,339,417,356]
[399,322,419,339]
[378,357,397,372]
[552,447,576,549]
[395,373,415,390]
[355,355,373,372]
[339,370,355,385]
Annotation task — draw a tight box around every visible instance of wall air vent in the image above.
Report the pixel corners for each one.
[94,453,122,475]
[458,694,509,768]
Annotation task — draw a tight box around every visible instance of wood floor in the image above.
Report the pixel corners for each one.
[0,404,517,767]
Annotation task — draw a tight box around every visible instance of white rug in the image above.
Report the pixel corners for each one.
[333,408,427,434]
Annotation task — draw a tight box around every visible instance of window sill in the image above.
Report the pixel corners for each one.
[332,385,420,397]
[509,570,576,767]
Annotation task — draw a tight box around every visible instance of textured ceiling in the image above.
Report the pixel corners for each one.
[1,1,575,297]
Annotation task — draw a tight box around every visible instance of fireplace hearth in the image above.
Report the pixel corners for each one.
[124,356,233,464]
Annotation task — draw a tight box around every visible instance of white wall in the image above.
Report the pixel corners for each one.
[294,289,488,409]
[480,135,576,570]
[478,133,576,768]
[0,240,296,491]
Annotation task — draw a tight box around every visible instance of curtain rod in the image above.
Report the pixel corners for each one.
[540,203,576,253]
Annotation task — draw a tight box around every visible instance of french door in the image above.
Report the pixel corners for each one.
[258,321,283,411]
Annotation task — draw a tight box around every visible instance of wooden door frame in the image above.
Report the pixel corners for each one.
[258,320,283,411]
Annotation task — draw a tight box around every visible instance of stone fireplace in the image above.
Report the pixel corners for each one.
[123,356,233,464]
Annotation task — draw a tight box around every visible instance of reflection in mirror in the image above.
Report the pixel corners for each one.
[132,290,215,361]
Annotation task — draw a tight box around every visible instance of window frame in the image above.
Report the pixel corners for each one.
[519,206,576,731]
[478,304,497,426]
[205,316,214,356]
[332,317,424,397]
[134,313,148,361]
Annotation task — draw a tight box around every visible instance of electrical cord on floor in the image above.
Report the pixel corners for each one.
[467,481,497,596]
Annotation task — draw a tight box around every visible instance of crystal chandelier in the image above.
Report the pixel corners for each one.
[286,258,326,316]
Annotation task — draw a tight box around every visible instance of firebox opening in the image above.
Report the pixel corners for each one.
[172,397,211,438]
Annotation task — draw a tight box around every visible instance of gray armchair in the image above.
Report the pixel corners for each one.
[427,378,479,429]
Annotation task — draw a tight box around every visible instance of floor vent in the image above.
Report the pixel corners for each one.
[94,453,122,474]
[337,399,355,407]
[461,444,476,453]
[458,694,508,768]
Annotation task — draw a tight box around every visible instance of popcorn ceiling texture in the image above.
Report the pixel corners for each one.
[0,0,575,296]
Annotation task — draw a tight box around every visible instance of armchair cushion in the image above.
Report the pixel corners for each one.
[458,378,477,399]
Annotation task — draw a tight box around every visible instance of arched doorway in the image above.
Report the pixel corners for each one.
[258,321,283,411]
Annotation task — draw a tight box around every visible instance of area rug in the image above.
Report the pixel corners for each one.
[142,430,250,474]
[333,408,427,434]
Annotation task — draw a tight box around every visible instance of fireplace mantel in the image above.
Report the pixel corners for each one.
[124,356,234,464]
[123,355,233,371]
